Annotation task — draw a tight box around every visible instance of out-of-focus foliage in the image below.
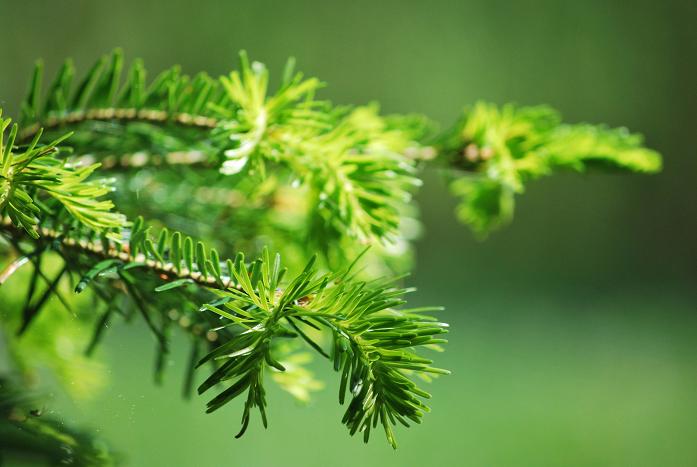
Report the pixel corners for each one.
[440,102,662,234]
[0,376,117,466]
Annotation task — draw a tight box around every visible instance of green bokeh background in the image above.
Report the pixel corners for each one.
[1,1,696,465]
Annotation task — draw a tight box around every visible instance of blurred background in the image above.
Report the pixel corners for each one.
[0,0,695,465]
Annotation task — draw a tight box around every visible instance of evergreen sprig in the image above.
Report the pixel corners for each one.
[440,102,662,234]
[199,249,448,446]
[0,110,125,238]
[216,51,327,176]
[20,50,223,135]
[2,210,444,447]
[0,50,663,458]
[18,50,426,246]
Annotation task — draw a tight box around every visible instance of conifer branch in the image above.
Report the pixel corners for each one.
[438,102,662,234]
[19,108,219,142]
[0,111,126,238]
[0,50,663,455]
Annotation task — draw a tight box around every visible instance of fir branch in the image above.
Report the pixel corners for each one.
[0,110,126,237]
[439,102,662,234]
[20,108,219,141]
[301,105,423,242]
[2,212,446,447]
[18,51,427,245]
[0,50,665,456]
[200,252,448,447]
[17,53,663,241]
[216,50,326,176]
[0,217,235,292]
[17,50,229,174]
[19,50,225,138]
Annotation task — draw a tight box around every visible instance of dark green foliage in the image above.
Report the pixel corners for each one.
[0,377,117,465]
